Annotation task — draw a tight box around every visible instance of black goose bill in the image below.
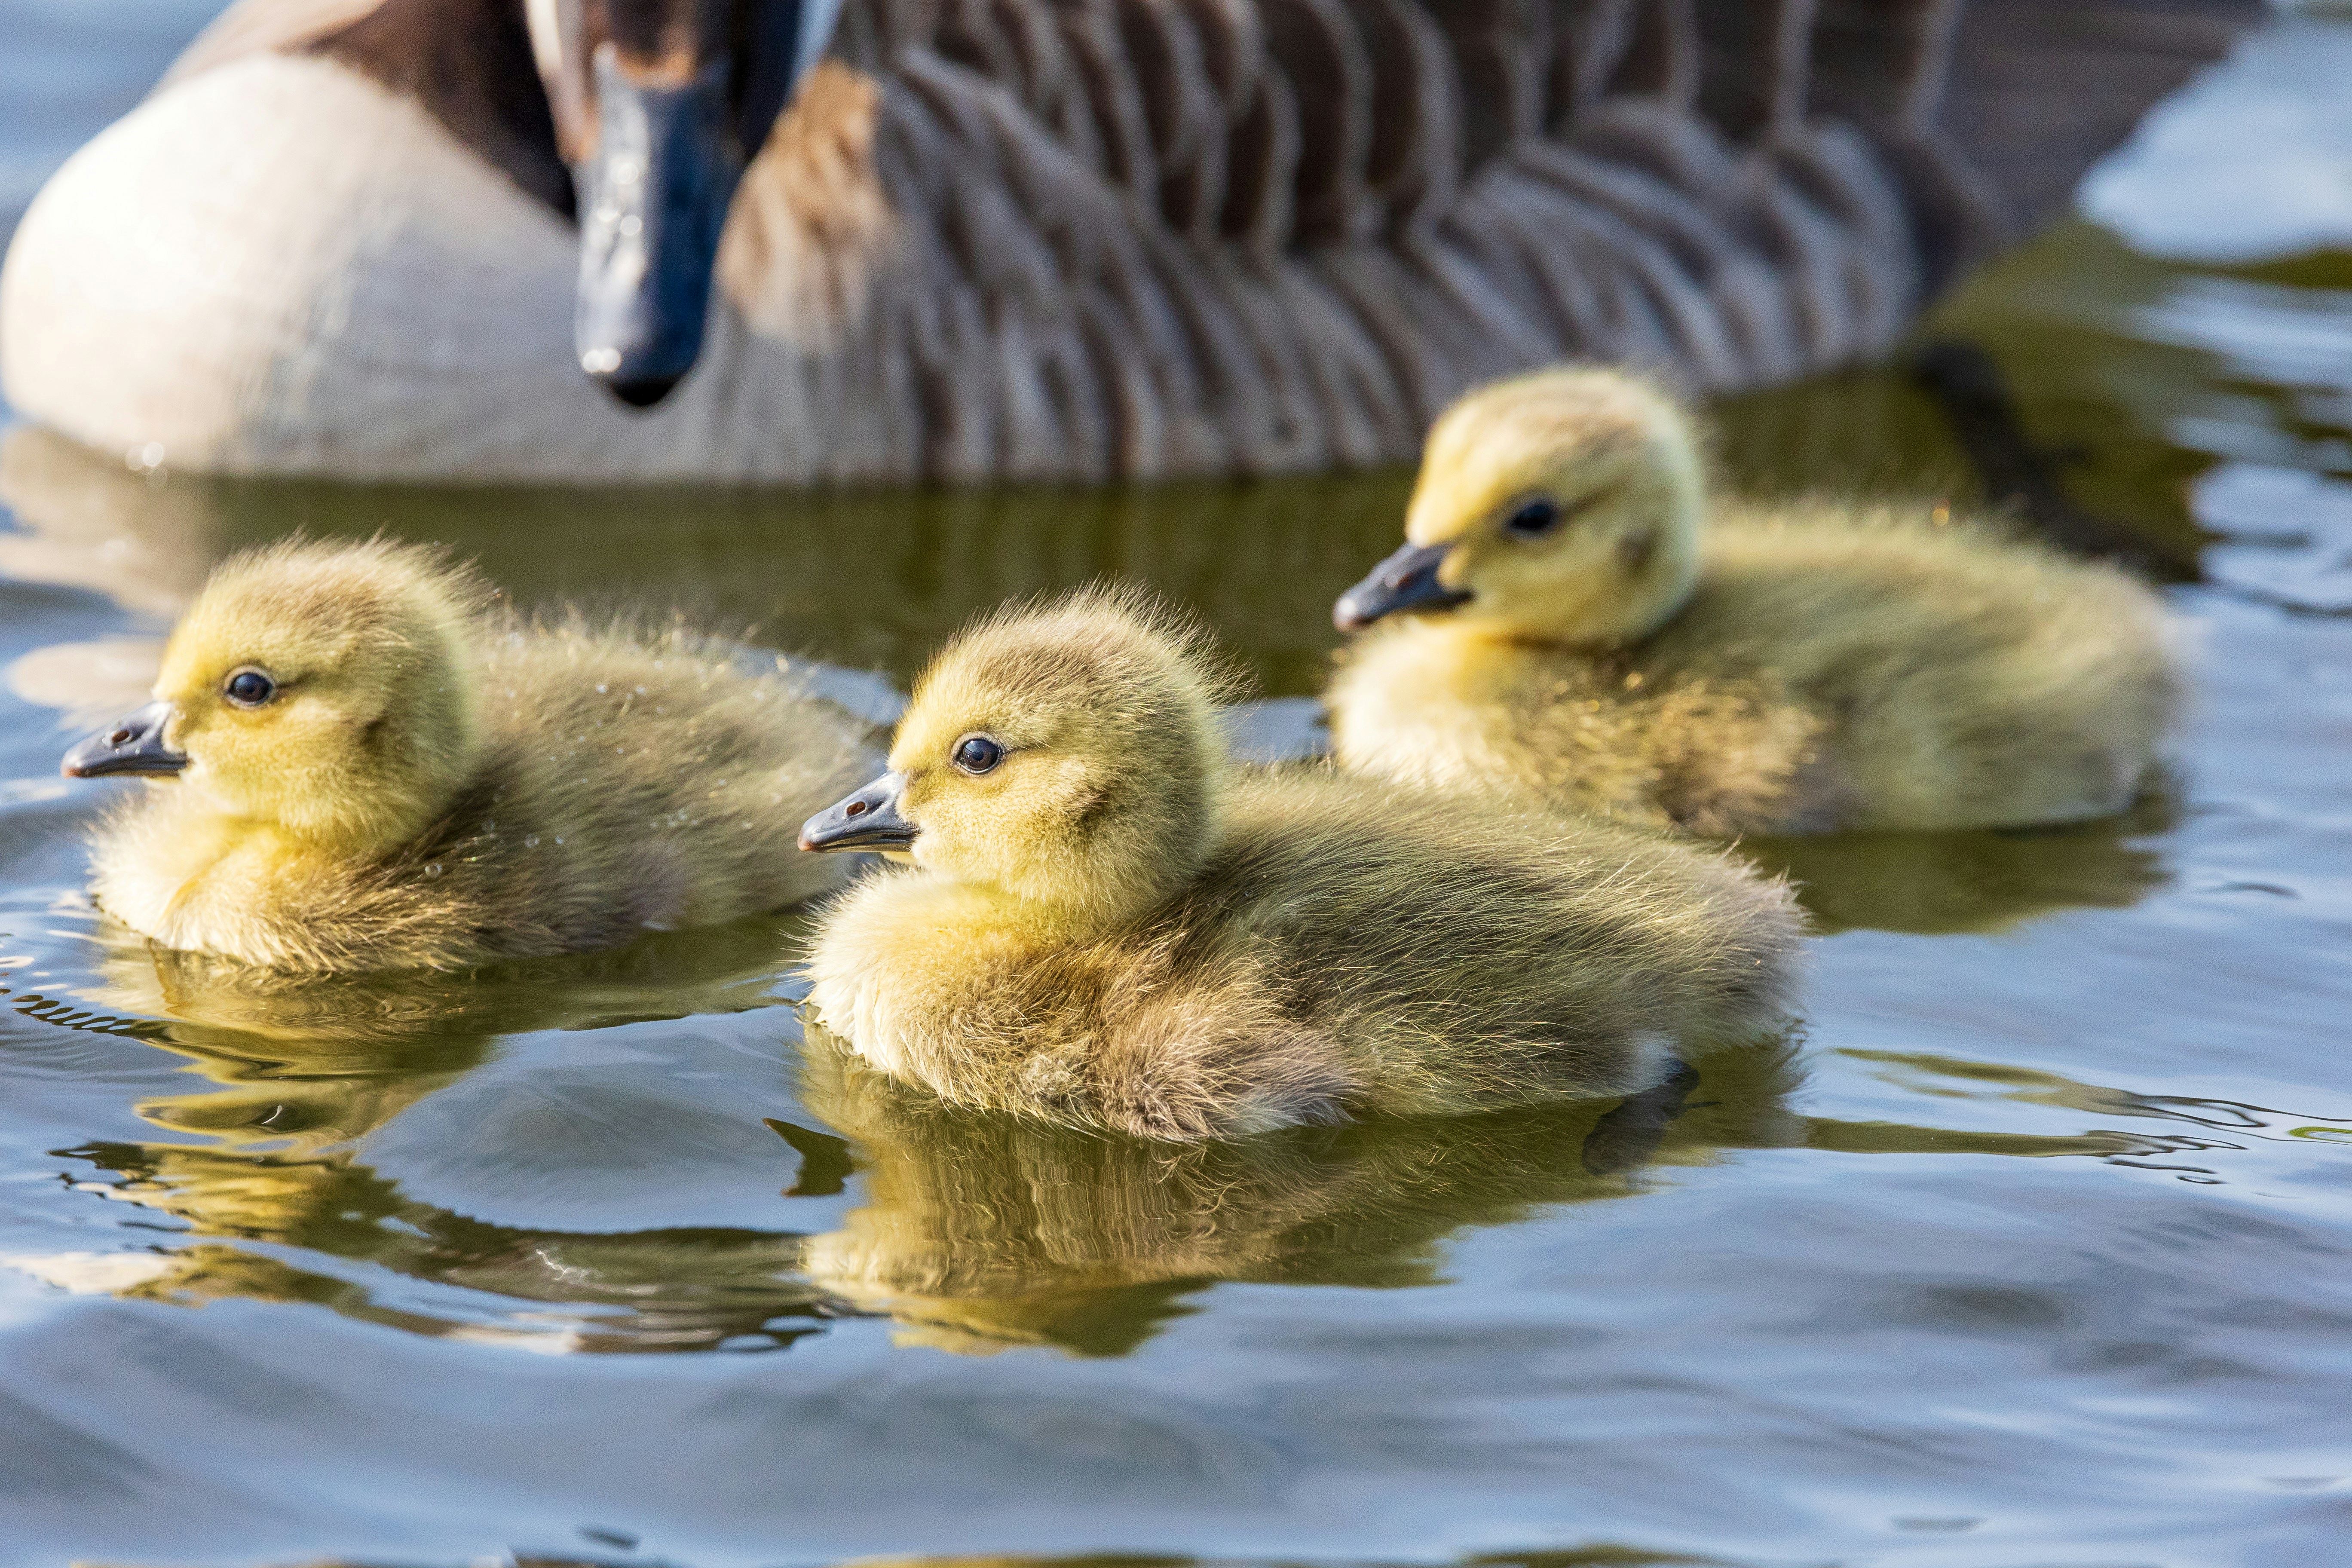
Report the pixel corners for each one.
[62,701,187,779]
[1333,541,1472,631]
[800,772,917,853]
[530,0,847,407]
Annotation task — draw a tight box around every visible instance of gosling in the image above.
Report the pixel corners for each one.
[797,588,1802,1142]
[1326,368,2184,836]
[62,538,873,971]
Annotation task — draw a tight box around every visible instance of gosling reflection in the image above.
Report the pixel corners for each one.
[792,1016,2251,1358]
[792,1026,1804,1357]
[1743,783,2177,936]
[52,917,842,1352]
[66,1145,835,1353]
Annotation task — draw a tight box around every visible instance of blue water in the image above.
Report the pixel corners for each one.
[1,8,2350,1566]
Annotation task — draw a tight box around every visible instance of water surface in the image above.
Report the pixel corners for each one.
[2,10,2351,1567]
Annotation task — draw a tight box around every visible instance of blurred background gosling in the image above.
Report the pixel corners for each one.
[1327,366,2183,836]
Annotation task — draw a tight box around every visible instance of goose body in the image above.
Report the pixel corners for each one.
[1326,368,2184,834]
[798,588,1802,1141]
[64,539,874,971]
[0,0,2256,483]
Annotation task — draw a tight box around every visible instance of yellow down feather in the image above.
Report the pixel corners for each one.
[802,586,1803,1141]
[1327,366,2184,834]
[82,538,873,971]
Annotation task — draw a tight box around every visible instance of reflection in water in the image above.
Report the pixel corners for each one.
[0,424,1415,697]
[1930,225,2352,584]
[1835,1047,2312,1179]
[18,925,2339,1361]
[0,424,220,621]
[792,1025,1804,1357]
[45,916,846,1352]
[1742,785,2178,936]
[787,1024,2285,1358]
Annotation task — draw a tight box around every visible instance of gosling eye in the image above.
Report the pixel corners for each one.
[1501,498,1564,538]
[951,734,1005,775]
[223,668,277,708]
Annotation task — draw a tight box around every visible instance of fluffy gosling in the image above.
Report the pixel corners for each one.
[62,538,873,971]
[1326,368,2183,835]
[798,588,1802,1142]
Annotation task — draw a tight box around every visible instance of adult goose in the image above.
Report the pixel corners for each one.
[0,0,2256,484]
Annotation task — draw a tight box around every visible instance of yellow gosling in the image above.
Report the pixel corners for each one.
[1326,367,2184,835]
[62,538,873,971]
[798,587,1803,1142]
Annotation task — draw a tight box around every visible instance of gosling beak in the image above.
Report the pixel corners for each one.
[799,771,916,853]
[1333,541,1471,631]
[61,701,186,779]
[573,49,741,409]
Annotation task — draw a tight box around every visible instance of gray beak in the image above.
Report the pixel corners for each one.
[799,772,916,853]
[1333,540,1471,631]
[573,50,741,409]
[62,701,186,779]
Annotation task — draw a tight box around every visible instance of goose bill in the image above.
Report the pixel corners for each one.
[556,0,850,408]
[1333,541,1471,630]
[62,701,187,779]
[800,772,917,853]
[572,49,738,408]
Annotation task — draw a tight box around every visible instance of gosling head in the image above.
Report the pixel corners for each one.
[1335,367,1707,645]
[800,587,1235,925]
[63,539,489,854]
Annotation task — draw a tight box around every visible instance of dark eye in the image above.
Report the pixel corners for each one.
[1503,498,1563,538]
[224,669,276,708]
[952,735,1004,775]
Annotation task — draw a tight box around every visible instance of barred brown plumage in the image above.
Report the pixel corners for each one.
[0,0,2260,481]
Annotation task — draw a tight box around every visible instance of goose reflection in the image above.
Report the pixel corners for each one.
[46,916,845,1353]
[0,421,1412,699]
